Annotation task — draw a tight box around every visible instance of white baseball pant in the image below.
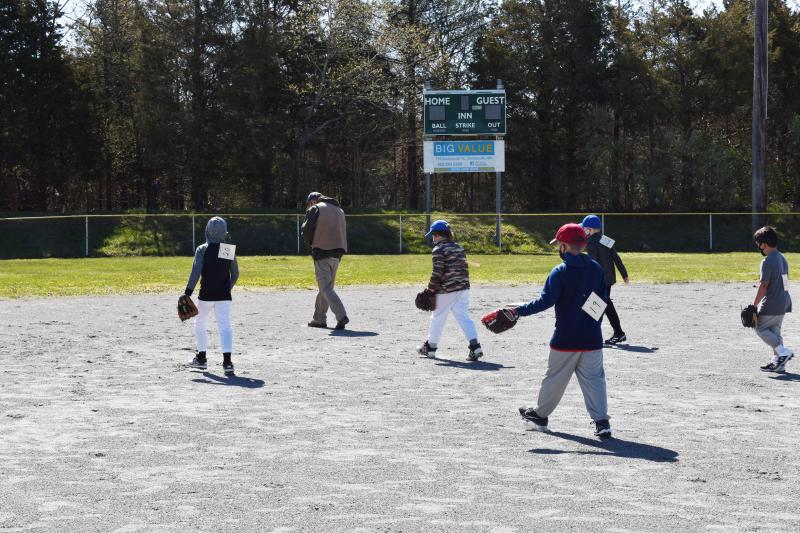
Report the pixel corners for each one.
[195,300,233,353]
[427,289,478,346]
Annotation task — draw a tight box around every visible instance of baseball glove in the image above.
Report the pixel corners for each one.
[741,305,758,328]
[415,289,436,312]
[178,295,198,322]
[482,307,519,334]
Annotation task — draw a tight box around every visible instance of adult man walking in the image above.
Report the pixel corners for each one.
[301,192,349,330]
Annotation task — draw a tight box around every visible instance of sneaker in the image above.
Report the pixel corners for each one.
[593,419,612,438]
[774,352,794,373]
[417,341,437,359]
[605,333,626,345]
[223,361,235,376]
[761,360,779,372]
[307,320,327,328]
[335,316,350,330]
[519,407,549,432]
[189,354,207,370]
[467,343,483,361]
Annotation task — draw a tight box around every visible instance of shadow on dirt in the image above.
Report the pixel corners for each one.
[606,344,659,353]
[432,358,514,371]
[768,372,800,382]
[328,329,379,337]
[528,431,678,462]
[192,372,265,388]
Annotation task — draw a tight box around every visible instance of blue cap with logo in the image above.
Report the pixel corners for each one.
[580,215,602,229]
[425,219,451,239]
[306,191,322,203]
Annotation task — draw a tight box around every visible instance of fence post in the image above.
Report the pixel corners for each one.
[191,215,195,251]
[601,213,605,234]
[709,213,713,251]
[85,216,89,257]
[296,215,301,255]
[399,215,403,254]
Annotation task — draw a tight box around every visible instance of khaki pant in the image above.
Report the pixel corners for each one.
[313,257,347,323]
[756,314,784,348]
[535,349,608,422]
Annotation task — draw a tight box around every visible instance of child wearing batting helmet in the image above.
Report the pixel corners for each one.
[185,216,239,375]
[581,214,629,345]
[752,226,793,373]
[417,220,483,361]
[512,223,612,438]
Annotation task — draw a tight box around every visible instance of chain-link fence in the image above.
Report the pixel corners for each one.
[0,213,798,259]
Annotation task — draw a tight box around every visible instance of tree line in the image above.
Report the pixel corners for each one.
[1,0,799,214]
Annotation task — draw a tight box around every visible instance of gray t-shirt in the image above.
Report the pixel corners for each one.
[759,251,792,316]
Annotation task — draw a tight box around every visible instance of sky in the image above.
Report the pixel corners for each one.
[57,0,787,48]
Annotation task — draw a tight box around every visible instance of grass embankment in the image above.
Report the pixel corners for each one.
[0,253,788,298]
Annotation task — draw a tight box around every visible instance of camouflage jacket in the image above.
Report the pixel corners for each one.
[428,240,470,293]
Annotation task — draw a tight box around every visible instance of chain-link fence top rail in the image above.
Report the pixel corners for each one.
[0,213,797,259]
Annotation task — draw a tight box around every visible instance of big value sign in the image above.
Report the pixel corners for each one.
[423,140,505,173]
[423,90,507,136]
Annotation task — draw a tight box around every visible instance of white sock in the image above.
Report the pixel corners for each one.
[777,345,793,357]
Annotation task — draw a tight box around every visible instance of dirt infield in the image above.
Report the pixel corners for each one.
[1,283,799,532]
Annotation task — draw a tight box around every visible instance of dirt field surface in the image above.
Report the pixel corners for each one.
[1,283,799,532]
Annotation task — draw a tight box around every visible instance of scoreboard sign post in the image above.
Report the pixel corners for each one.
[422,82,507,249]
[423,90,507,136]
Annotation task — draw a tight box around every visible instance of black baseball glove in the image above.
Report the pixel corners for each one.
[415,289,436,311]
[741,305,758,328]
[482,307,519,334]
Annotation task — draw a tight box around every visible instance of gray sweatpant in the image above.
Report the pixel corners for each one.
[534,349,609,422]
[756,314,784,349]
[313,257,347,323]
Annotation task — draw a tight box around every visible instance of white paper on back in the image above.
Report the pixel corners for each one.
[218,243,236,260]
[582,291,607,321]
[599,235,615,248]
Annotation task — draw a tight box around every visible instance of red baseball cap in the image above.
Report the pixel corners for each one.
[550,223,588,245]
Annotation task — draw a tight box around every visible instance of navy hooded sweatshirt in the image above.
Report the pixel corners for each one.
[516,253,607,351]
[184,217,239,301]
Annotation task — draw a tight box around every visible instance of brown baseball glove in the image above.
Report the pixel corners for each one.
[178,295,198,322]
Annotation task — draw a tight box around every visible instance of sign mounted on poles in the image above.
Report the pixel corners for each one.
[423,140,505,173]
[422,82,507,250]
[423,90,507,136]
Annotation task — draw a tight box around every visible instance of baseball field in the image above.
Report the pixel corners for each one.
[1,255,799,531]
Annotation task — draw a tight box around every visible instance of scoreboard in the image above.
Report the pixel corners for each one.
[423,90,507,136]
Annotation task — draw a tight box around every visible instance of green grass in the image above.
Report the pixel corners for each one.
[0,253,792,298]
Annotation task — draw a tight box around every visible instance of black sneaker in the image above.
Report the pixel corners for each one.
[335,316,349,330]
[223,361,235,376]
[417,341,436,359]
[189,353,207,370]
[519,407,549,432]
[605,333,626,345]
[307,320,327,328]
[761,361,779,372]
[467,342,483,361]
[593,419,612,438]
[774,353,794,373]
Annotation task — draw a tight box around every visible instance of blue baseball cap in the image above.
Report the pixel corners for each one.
[580,215,602,229]
[306,191,322,203]
[425,219,451,239]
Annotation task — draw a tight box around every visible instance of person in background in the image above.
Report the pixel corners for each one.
[302,192,349,330]
[752,226,793,373]
[417,220,483,361]
[185,216,239,376]
[581,215,629,345]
